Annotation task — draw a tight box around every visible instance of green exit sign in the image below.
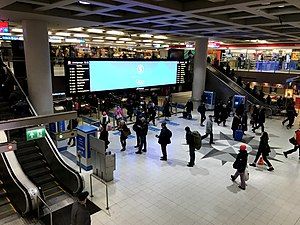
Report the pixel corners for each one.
[26,126,46,141]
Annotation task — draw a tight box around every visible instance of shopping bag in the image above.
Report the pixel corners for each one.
[244,169,249,181]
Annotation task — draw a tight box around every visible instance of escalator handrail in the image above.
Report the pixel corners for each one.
[6,65,84,195]
[6,66,38,116]
[207,65,274,114]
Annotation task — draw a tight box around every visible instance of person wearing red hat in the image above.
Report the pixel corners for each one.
[231,144,248,190]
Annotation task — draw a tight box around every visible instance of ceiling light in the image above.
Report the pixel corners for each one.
[154,35,168,39]
[78,1,90,5]
[142,39,152,43]
[105,36,117,40]
[131,34,138,37]
[92,39,104,42]
[278,5,285,7]
[119,37,132,41]
[65,38,83,43]
[56,32,71,36]
[126,41,136,45]
[49,39,62,43]
[106,30,124,36]
[144,43,152,46]
[68,27,83,32]
[11,28,23,33]
[140,34,152,38]
[92,36,103,39]
[74,33,89,37]
[48,31,52,35]
[0,33,11,36]
[162,44,169,48]
[50,36,65,39]
[87,28,104,33]
[153,40,164,44]
[116,41,125,44]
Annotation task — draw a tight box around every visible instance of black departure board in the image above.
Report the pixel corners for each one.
[65,60,90,94]
[177,61,187,84]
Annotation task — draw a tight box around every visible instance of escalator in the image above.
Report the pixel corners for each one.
[0,179,16,220]
[15,140,66,203]
[206,65,275,115]
[0,97,14,121]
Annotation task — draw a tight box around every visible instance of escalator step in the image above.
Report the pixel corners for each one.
[0,197,10,207]
[40,181,59,191]
[26,167,51,178]
[17,140,36,148]
[16,146,40,157]
[45,186,65,200]
[22,160,47,171]
[17,152,44,164]
[0,188,7,197]
[32,174,55,186]
[0,204,15,220]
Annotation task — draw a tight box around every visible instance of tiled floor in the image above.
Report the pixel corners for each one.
[62,112,300,225]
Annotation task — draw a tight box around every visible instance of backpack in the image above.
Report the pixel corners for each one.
[192,131,202,150]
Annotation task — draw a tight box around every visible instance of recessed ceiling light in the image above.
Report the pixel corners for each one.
[68,27,84,32]
[74,33,89,37]
[116,41,125,44]
[105,36,117,40]
[119,37,132,41]
[106,30,124,35]
[153,40,164,44]
[154,35,168,39]
[131,34,138,37]
[11,28,23,33]
[49,36,65,40]
[142,39,152,43]
[92,36,103,39]
[87,28,104,33]
[56,32,71,36]
[140,34,152,38]
[126,41,136,45]
[78,1,90,5]
[0,33,11,36]
[144,43,152,46]
[92,39,104,42]
[278,5,285,7]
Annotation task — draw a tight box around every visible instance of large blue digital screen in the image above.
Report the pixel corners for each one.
[89,61,177,91]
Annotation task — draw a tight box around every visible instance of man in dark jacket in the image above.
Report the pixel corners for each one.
[231,114,241,139]
[231,145,248,190]
[136,117,148,154]
[156,122,172,161]
[282,103,297,129]
[67,118,79,147]
[252,108,266,133]
[133,118,142,148]
[71,191,91,225]
[197,102,206,126]
[185,99,193,119]
[185,126,195,167]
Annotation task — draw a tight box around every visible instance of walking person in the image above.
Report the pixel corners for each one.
[185,99,193,120]
[201,115,214,144]
[136,117,148,154]
[283,129,300,160]
[155,122,172,161]
[71,191,91,225]
[118,120,131,151]
[251,105,259,128]
[147,101,157,126]
[231,113,241,139]
[231,145,248,190]
[241,111,248,135]
[197,101,206,126]
[252,108,266,133]
[99,124,110,150]
[282,103,297,129]
[217,104,228,126]
[185,127,199,167]
[249,132,274,171]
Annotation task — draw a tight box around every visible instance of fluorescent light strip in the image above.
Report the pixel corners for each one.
[87,28,104,33]
[140,34,152,38]
[92,39,104,42]
[106,30,124,36]
[74,33,89,37]
[105,36,117,40]
[11,28,23,33]
[153,35,168,39]
[119,37,132,41]
[0,33,11,36]
[68,27,83,32]
[78,1,90,5]
[55,32,71,36]
[142,39,152,43]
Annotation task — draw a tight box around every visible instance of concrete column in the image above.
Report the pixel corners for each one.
[192,38,208,107]
[22,20,53,115]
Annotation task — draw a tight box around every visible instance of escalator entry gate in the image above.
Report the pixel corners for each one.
[89,136,116,182]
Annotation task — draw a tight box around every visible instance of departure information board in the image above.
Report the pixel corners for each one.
[65,59,187,95]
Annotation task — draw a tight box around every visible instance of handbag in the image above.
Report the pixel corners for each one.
[244,169,249,181]
[289,137,297,145]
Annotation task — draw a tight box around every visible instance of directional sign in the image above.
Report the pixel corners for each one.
[26,126,46,141]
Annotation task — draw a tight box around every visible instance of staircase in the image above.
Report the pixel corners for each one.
[0,179,16,220]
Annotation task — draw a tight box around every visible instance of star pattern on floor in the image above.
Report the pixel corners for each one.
[199,132,282,165]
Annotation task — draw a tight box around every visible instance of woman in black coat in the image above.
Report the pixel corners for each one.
[99,124,110,150]
[249,132,274,171]
[231,145,248,190]
[231,114,241,138]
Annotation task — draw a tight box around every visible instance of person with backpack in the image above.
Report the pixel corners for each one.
[249,132,274,171]
[156,122,172,161]
[231,144,248,190]
[201,115,214,144]
[197,102,206,127]
[185,127,201,167]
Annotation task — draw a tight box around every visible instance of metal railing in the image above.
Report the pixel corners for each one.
[37,195,53,225]
[89,173,109,210]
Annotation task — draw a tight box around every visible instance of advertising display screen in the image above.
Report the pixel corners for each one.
[65,59,186,95]
[0,22,9,33]
[90,61,177,92]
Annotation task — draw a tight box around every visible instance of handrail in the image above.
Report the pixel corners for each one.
[90,174,109,210]
[37,194,53,225]
[5,66,38,116]
[207,65,274,115]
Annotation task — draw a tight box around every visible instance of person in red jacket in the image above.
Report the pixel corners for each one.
[284,129,300,159]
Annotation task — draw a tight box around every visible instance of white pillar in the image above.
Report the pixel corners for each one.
[192,38,208,106]
[22,20,53,115]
